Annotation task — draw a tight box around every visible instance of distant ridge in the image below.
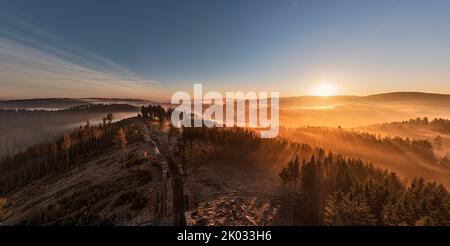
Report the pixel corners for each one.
[0,98,159,110]
[278,91,450,103]
[0,98,84,103]
[0,98,86,110]
[2,92,450,109]
[364,92,450,101]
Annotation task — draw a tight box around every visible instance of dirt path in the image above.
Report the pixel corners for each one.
[166,154,186,226]
[141,121,186,226]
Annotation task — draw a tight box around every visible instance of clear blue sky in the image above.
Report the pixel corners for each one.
[1,0,450,99]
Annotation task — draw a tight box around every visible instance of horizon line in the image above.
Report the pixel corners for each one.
[2,91,450,102]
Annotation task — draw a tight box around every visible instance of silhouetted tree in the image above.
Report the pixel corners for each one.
[434,135,443,149]
[324,191,376,225]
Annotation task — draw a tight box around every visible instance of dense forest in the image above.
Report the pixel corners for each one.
[279,125,450,190]
[0,105,173,196]
[172,125,450,226]
[378,117,450,133]
[1,105,449,225]
[0,113,144,195]
[0,104,140,159]
[279,154,449,225]
[281,126,438,163]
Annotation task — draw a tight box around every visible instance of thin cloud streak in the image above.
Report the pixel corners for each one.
[0,8,162,99]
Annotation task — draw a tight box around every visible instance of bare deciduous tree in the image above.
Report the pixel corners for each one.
[117,127,128,167]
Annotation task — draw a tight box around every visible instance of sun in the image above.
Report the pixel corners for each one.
[310,82,339,97]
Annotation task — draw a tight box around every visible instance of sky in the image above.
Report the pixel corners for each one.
[1,0,450,100]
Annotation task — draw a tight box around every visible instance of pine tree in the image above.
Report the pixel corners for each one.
[324,191,376,226]
[279,167,290,194]
[434,135,443,150]
[288,157,300,193]
[324,191,342,225]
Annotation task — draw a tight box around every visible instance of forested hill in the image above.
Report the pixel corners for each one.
[0,111,448,225]
[0,104,140,160]
[0,98,157,110]
[178,126,450,225]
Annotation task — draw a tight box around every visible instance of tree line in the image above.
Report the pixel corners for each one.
[173,125,310,166]
[284,126,438,163]
[0,113,143,195]
[140,105,172,122]
[380,117,450,133]
[279,153,450,225]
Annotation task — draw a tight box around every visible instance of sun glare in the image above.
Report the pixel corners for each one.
[310,82,339,97]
